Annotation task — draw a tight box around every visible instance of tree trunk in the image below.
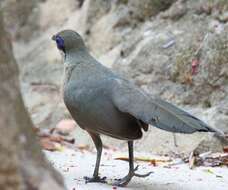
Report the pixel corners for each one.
[0,9,65,190]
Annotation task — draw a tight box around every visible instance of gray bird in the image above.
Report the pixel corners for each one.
[52,30,224,187]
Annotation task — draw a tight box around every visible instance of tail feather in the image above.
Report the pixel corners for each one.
[150,98,224,136]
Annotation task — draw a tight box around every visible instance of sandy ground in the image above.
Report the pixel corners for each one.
[45,148,228,190]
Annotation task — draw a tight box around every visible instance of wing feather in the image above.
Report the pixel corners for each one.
[111,78,223,135]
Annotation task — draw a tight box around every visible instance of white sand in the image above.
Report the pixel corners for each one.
[45,148,228,190]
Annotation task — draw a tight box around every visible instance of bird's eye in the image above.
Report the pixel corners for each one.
[55,36,65,51]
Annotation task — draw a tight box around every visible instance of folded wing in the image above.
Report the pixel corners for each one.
[111,78,224,135]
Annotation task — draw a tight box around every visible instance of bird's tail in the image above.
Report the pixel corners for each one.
[150,98,225,137]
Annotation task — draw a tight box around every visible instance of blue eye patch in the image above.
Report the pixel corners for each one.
[55,35,65,51]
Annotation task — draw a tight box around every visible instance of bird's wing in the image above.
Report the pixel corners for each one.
[111,78,223,135]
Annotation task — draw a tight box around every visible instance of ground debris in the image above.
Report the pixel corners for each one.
[223,146,228,153]
[185,151,228,168]
[189,151,196,169]
[115,156,172,166]
[53,119,77,136]
[76,144,90,152]
[34,126,75,151]
[40,137,61,151]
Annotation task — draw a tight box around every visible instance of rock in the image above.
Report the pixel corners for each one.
[12,0,79,130]
[193,0,228,16]
[160,0,187,20]
[190,28,228,106]
[193,134,223,154]
[38,0,78,31]
[87,4,127,56]
[55,119,76,135]
[10,0,228,154]
[78,0,112,35]
[218,11,228,22]
[128,0,176,21]
[2,0,39,40]
[0,11,65,189]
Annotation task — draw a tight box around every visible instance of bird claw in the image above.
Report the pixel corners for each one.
[134,165,139,171]
[113,165,152,187]
[84,176,107,184]
[134,171,153,177]
[112,175,131,187]
[133,165,153,177]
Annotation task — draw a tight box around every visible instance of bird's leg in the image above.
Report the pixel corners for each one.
[113,141,152,187]
[84,132,107,184]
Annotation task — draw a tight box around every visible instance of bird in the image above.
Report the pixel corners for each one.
[52,30,224,187]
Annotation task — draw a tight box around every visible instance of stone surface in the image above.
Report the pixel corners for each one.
[45,147,228,190]
[10,0,228,154]
[2,0,39,40]
[0,10,65,189]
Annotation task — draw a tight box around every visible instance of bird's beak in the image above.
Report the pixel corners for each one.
[52,35,56,41]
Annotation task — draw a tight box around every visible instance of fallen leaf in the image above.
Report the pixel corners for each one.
[55,143,64,152]
[77,144,90,151]
[203,169,223,178]
[37,127,75,146]
[114,157,129,161]
[204,169,214,174]
[49,135,63,143]
[40,138,58,151]
[32,127,40,133]
[223,146,228,153]
[48,135,75,144]
[150,159,156,166]
[188,151,228,167]
[115,157,171,165]
[63,137,75,144]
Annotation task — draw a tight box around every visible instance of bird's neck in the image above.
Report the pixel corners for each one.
[65,48,91,64]
[63,49,97,85]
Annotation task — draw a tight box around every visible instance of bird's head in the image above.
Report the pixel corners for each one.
[52,30,86,54]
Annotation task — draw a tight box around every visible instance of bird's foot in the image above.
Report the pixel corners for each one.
[113,165,152,187]
[133,165,153,177]
[84,176,107,184]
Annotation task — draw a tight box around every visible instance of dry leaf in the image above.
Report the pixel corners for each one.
[32,127,40,133]
[189,152,228,167]
[40,138,58,151]
[204,169,214,174]
[48,135,75,144]
[223,146,228,153]
[115,157,171,166]
[114,157,129,161]
[37,128,75,145]
[77,144,90,151]
[49,135,64,143]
